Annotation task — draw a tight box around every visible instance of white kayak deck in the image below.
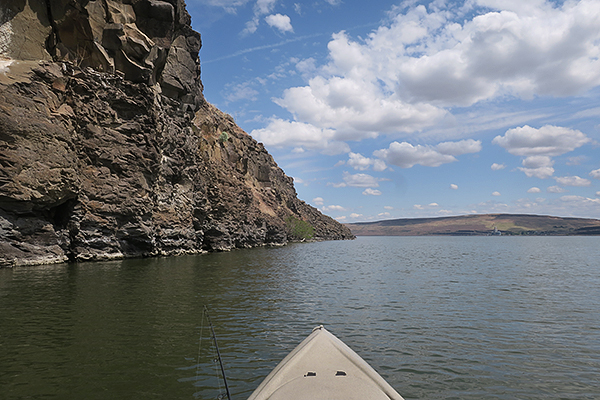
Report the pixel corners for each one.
[247,326,404,400]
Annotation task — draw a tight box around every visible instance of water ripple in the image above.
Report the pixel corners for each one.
[1,237,600,399]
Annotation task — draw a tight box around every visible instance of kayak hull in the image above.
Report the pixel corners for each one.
[247,326,404,400]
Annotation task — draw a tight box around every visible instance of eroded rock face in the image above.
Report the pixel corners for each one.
[2,0,202,109]
[0,0,353,267]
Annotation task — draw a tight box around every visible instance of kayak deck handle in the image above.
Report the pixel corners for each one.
[336,371,347,376]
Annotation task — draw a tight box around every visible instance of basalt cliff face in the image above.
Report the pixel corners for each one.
[0,0,353,267]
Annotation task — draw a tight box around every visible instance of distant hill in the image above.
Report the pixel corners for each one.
[346,214,600,236]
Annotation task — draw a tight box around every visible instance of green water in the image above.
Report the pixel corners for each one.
[1,237,600,399]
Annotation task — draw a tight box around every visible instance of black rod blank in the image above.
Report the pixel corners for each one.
[204,306,232,400]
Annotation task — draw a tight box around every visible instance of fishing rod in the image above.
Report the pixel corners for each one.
[204,306,232,400]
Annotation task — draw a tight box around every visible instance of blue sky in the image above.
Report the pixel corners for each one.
[187,0,600,222]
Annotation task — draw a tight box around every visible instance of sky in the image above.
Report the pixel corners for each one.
[186,0,600,222]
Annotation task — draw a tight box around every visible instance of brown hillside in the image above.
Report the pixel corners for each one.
[347,214,600,236]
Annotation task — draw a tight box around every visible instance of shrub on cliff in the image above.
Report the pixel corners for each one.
[285,215,314,240]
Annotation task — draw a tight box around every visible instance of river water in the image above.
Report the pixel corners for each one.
[1,236,599,399]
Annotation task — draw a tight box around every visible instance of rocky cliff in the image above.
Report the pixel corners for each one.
[0,0,353,267]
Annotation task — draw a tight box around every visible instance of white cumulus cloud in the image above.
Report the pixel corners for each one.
[527,187,541,193]
[521,156,554,168]
[242,0,278,35]
[519,167,555,179]
[265,13,293,33]
[335,172,386,188]
[347,152,387,171]
[547,185,568,193]
[492,191,501,196]
[494,125,590,179]
[414,203,441,210]
[492,125,590,157]
[435,139,482,156]
[322,205,347,212]
[374,142,457,168]
[251,118,349,155]
[372,138,481,169]
[491,163,506,171]
[518,155,555,179]
[363,188,382,196]
[590,168,600,179]
[255,0,276,14]
[372,159,387,172]
[312,197,324,206]
[347,152,372,170]
[274,69,446,142]
[554,176,591,187]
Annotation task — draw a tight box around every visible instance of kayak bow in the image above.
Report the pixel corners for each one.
[248,326,404,400]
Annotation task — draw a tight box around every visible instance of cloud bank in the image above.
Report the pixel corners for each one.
[252,0,600,153]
